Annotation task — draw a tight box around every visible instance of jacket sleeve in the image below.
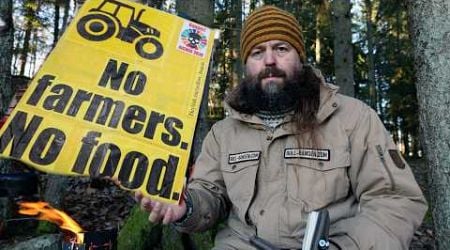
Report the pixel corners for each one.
[329,105,427,250]
[174,125,230,233]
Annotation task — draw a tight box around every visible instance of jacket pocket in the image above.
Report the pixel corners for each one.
[222,160,259,221]
[286,156,350,211]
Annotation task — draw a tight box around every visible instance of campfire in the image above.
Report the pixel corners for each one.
[18,201,84,243]
[17,201,117,250]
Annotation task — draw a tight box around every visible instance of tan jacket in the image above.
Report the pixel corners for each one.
[176,81,427,250]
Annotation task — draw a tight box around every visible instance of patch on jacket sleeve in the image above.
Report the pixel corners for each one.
[388,149,406,169]
[228,151,261,164]
[284,148,330,161]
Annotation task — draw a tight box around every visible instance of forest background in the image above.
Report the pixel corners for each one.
[0,0,448,249]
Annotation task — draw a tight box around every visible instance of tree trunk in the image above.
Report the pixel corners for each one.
[231,0,242,89]
[176,0,213,26]
[332,0,354,97]
[363,0,376,108]
[0,0,14,172]
[53,0,60,47]
[19,0,35,77]
[19,27,32,76]
[29,29,39,76]
[61,0,70,33]
[407,1,450,249]
[315,0,329,65]
[315,3,322,64]
[402,126,410,157]
[0,0,14,119]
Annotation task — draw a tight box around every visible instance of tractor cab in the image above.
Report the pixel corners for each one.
[92,0,136,28]
[78,0,164,60]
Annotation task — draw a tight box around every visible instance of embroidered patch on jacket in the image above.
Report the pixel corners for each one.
[388,149,406,169]
[284,148,330,161]
[228,151,261,164]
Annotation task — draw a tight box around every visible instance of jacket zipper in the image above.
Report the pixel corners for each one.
[375,145,395,191]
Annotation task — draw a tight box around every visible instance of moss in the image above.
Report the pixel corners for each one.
[118,206,162,250]
[161,226,184,249]
[190,230,216,249]
[161,227,215,250]
[118,206,218,249]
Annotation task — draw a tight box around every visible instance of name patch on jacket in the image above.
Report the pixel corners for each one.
[228,151,261,164]
[284,148,330,161]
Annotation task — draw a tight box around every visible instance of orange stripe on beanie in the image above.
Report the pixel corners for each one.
[240,5,306,63]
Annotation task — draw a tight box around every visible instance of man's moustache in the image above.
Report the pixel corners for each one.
[258,67,287,80]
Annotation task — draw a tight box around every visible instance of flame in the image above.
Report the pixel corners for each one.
[18,201,84,243]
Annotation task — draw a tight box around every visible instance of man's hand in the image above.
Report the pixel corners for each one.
[134,191,187,224]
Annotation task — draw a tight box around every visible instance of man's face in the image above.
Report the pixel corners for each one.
[245,40,302,90]
[228,40,304,113]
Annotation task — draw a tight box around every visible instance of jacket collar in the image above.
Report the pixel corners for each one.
[225,68,340,126]
[315,69,340,124]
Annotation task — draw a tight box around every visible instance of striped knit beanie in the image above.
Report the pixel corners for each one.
[240,5,306,63]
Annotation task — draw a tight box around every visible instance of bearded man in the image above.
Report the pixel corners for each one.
[135,5,427,250]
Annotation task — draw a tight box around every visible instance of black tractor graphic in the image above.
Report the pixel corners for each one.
[77,0,163,60]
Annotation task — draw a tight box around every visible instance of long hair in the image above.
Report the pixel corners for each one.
[293,65,321,133]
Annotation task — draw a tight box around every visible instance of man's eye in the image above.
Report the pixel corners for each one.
[250,50,263,59]
[276,46,289,53]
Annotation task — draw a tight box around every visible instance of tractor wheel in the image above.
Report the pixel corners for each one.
[77,13,117,41]
[135,36,164,60]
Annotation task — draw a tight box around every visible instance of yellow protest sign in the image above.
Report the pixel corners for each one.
[0,0,216,204]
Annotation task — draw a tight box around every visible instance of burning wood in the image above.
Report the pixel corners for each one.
[62,229,117,250]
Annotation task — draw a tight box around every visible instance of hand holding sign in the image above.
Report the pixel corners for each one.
[135,191,187,224]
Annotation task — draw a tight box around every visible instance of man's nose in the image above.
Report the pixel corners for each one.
[263,50,276,66]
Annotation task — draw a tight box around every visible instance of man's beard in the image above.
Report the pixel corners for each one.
[227,66,304,114]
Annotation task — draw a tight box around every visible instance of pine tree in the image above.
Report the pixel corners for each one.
[332,0,354,97]
[408,0,450,249]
